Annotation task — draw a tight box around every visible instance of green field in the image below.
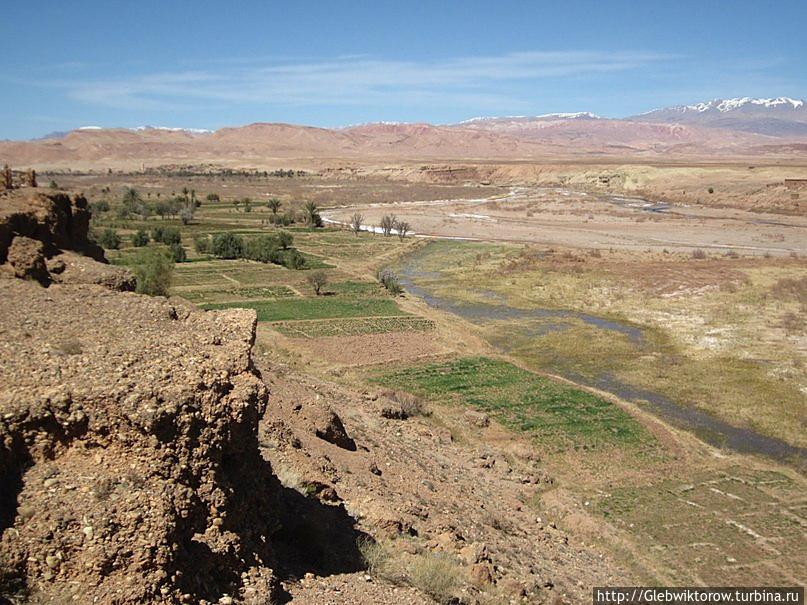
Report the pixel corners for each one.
[272,316,435,338]
[201,297,405,322]
[371,356,654,450]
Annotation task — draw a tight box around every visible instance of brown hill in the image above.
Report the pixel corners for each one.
[2,115,801,169]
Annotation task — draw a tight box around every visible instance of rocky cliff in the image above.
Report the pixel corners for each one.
[0,191,289,603]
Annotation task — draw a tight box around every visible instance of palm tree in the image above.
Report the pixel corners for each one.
[267,198,282,215]
[303,201,320,226]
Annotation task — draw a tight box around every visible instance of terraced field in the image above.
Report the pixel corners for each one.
[371,356,655,450]
[272,316,435,338]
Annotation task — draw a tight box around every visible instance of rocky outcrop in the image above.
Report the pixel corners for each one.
[0,189,133,290]
[0,280,283,603]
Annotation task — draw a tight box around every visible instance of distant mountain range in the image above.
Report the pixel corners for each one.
[629,97,807,137]
[2,97,806,167]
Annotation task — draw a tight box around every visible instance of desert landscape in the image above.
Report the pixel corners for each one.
[1,2,806,604]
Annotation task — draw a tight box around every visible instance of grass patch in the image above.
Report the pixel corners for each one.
[371,356,653,450]
[201,297,405,321]
[272,316,434,338]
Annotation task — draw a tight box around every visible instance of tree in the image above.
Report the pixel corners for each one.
[169,242,187,263]
[97,227,121,250]
[193,234,211,254]
[303,201,321,226]
[350,212,364,235]
[122,187,150,218]
[154,201,169,219]
[396,220,411,240]
[151,226,181,245]
[307,271,328,295]
[379,214,397,237]
[243,198,252,213]
[233,199,241,212]
[243,235,280,263]
[179,207,194,225]
[134,247,174,296]
[211,232,244,259]
[267,198,282,215]
[277,230,293,250]
[131,229,150,247]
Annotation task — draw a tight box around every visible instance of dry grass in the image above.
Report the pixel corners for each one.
[408,551,461,604]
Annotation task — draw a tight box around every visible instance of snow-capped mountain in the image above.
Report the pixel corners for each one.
[631,97,807,137]
[456,112,600,126]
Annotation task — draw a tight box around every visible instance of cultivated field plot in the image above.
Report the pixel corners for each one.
[371,356,655,451]
[272,316,435,338]
[176,285,298,303]
[595,467,807,585]
[200,297,405,322]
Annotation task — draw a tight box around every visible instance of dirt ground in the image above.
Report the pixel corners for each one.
[322,186,807,257]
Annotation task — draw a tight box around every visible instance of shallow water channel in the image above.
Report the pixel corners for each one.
[396,247,806,468]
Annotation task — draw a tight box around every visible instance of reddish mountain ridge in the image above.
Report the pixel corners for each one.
[0,114,802,169]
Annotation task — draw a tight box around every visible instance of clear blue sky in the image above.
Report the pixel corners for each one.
[1,0,805,139]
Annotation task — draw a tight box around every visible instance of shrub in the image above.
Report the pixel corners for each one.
[283,249,307,269]
[277,230,293,250]
[206,193,220,203]
[151,226,181,245]
[691,248,707,259]
[169,242,187,263]
[357,537,391,578]
[211,232,244,259]
[97,227,121,250]
[134,247,174,296]
[131,229,150,247]
[179,207,194,225]
[377,268,403,295]
[408,552,460,604]
[708,187,714,194]
[193,234,211,254]
[380,389,426,418]
[90,200,110,215]
[307,270,328,295]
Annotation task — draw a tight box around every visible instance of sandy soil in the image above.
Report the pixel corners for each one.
[323,187,807,256]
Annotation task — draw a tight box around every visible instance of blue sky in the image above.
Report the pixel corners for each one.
[1,0,805,139]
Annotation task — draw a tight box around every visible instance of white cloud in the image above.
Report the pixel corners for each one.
[53,50,675,111]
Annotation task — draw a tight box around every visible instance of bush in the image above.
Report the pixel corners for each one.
[277,230,293,250]
[206,193,220,203]
[283,249,307,269]
[377,268,403,295]
[211,232,244,259]
[169,242,187,263]
[131,229,150,247]
[358,537,391,579]
[193,234,211,254]
[97,227,121,250]
[408,552,460,604]
[90,200,110,215]
[151,226,182,245]
[134,247,174,296]
[691,248,707,260]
